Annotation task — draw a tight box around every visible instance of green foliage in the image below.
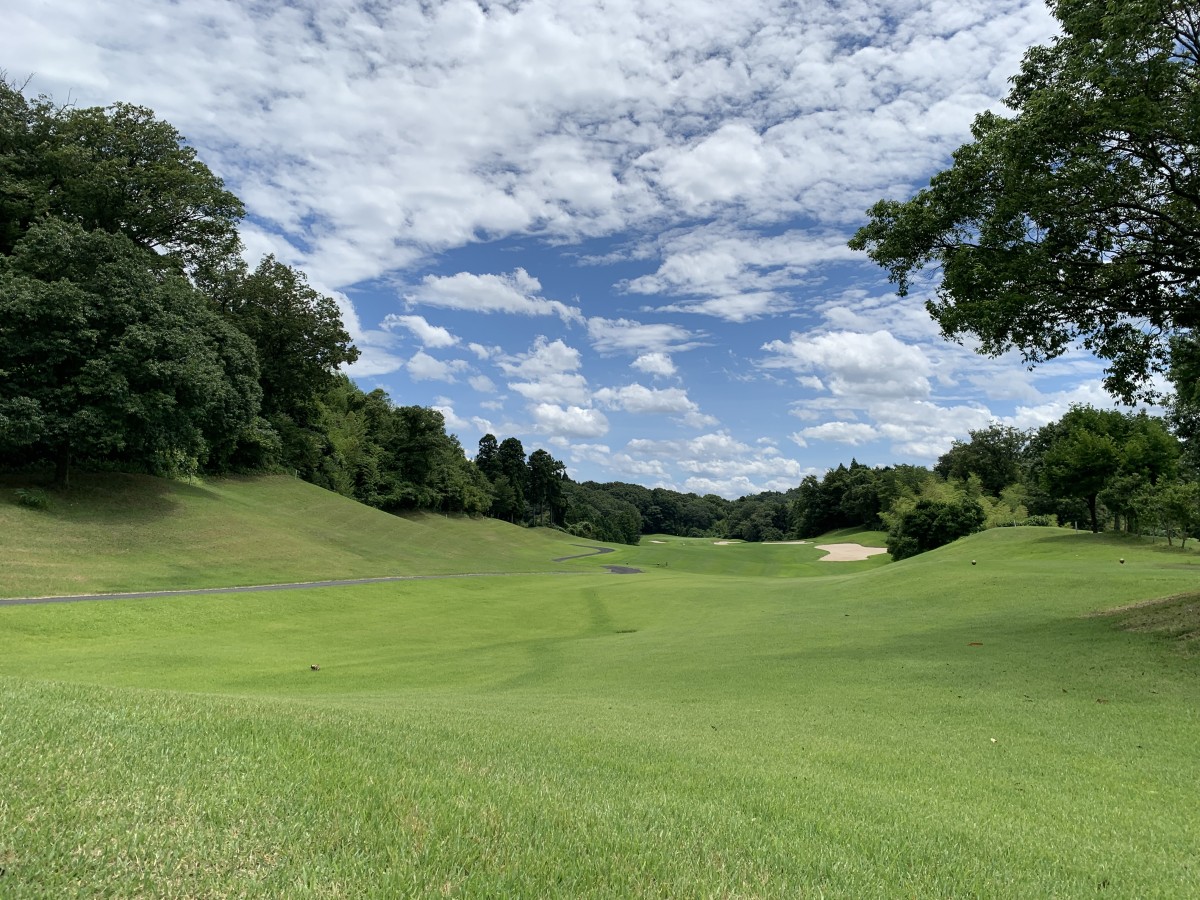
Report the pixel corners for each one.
[935,425,1029,494]
[1138,479,1200,548]
[13,487,48,509]
[886,496,986,560]
[563,482,642,544]
[1030,405,1180,532]
[0,82,243,270]
[216,255,358,424]
[0,220,261,486]
[850,0,1200,402]
[790,461,921,537]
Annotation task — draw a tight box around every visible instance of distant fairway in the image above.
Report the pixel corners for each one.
[2,476,1199,897]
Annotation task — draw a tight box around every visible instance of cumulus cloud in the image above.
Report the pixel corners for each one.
[631,352,677,377]
[625,431,810,497]
[623,225,859,321]
[531,403,610,438]
[407,351,471,382]
[509,373,592,406]
[761,330,934,399]
[792,421,880,446]
[594,384,712,421]
[10,0,1087,488]
[586,317,705,356]
[382,314,460,348]
[499,336,583,378]
[468,374,497,393]
[405,269,581,322]
[8,0,1056,293]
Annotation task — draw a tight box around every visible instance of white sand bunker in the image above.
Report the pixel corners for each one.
[712,540,742,545]
[649,540,667,544]
[764,540,810,545]
[816,542,889,562]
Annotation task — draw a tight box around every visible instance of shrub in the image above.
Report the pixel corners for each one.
[14,488,50,510]
[887,497,985,560]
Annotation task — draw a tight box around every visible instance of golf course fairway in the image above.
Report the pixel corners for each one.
[1,474,1197,897]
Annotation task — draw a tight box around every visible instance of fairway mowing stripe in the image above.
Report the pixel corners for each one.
[0,571,592,607]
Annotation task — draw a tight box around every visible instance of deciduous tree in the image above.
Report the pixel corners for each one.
[850,0,1200,401]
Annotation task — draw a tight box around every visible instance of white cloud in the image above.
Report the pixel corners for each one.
[508,373,592,406]
[624,430,810,497]
[655,292,797,322]
[586,317,705,355]
[345,347,407,378]
[407,351,470,382]
[623,225,859,322]
[8,0,1082,490]
[468,375,498,393]
[468,343,502,360]
[631,352,677,377]
[794,421,880,446]
[500,336,583,378]
[432,402,470,432]
[761,330,934,399]
[594,384,711,421]
[382,314,460,348]
[405,269,581,322]
[530,403,610,438]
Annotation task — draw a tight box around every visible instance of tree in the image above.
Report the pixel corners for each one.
[495,437,528,520]
[0,82,262,485]
[527,448,567,525]
[886,497,986,561]
[475,433,501,481]
[1142,480,1200,547]
[0,81,243,270]
[1031,405,1179,531]
[218,256,358,422]
[1041,428,1120,533]
[850,0,1200,402]
[935,425,1029,495]
[0,221,260,486]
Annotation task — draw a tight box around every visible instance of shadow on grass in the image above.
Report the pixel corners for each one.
[0,470,219,524]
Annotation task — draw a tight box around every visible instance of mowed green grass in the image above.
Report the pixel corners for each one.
[625,531,891,577]
[0,473,600,598]
[2,478,1199,897]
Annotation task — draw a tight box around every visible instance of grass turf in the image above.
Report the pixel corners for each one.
[1,475,1199,897]
[0,473,599,598]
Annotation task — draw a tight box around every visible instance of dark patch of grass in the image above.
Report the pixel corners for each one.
[1094,592,1200,655]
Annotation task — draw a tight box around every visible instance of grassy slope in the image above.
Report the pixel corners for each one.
[2,478,1200,897]
[0,473,598,597]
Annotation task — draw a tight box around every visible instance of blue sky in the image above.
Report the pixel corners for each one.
[8,0,1144,496]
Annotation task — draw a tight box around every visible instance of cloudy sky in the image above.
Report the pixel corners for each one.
[8,0,1134,496]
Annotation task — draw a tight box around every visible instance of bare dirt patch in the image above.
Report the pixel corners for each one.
[815,543,889,562]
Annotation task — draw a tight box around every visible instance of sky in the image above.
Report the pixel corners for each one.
[6,0,1145,497]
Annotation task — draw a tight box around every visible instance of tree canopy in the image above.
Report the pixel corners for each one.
[850,0,1200,401]
[0,220,261,485]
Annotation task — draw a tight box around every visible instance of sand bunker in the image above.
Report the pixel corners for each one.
[815,542,889,562]
[763,540,810,545]
[712,540,742,545]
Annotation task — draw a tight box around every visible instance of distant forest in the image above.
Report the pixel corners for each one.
[5,82,1200,559]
